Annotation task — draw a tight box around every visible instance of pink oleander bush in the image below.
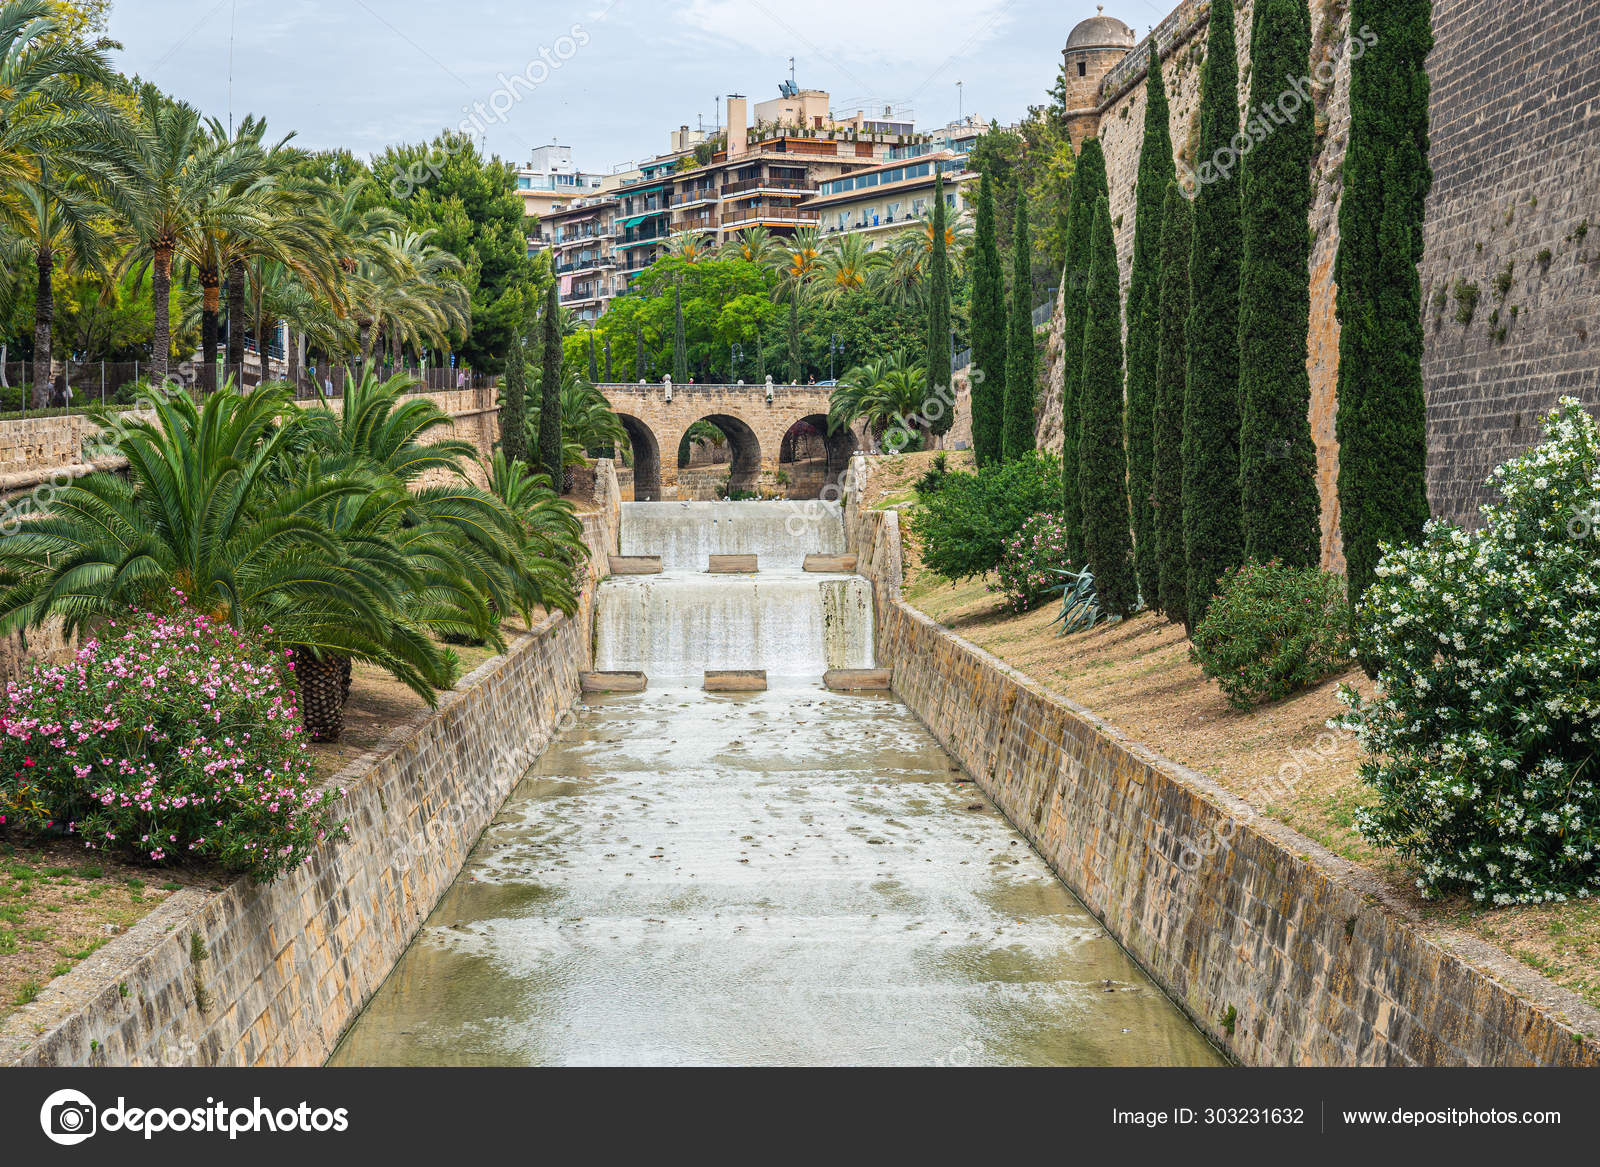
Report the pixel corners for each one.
[991,511,1073,612]
[0,609,347,882]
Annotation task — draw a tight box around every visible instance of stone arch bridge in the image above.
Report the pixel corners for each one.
[596,380,864,500]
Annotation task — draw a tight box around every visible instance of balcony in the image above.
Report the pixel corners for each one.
[677,210,717,232]
[674,187,719,209]
[555,253,608,275]
[721,203,820,229]
[720,175,811,197]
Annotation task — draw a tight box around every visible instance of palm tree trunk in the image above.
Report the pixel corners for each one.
[358,319,373,367]
[293,649,349,742]
[150,248,172,383]
[32,246,52,409]
[201,274,221,393]
[286,326,300,392]
[226,259,247,385]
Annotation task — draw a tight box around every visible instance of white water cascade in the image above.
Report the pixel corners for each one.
[618,500,845,571]
[595,502,874,679]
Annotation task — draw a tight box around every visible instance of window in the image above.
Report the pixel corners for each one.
[1077,61,1087,77]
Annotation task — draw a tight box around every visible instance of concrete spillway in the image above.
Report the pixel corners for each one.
[597,501,871,680]
[618,500,845,571]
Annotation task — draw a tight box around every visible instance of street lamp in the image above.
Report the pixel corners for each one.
[829,333,844,380]
[730,342,743,382]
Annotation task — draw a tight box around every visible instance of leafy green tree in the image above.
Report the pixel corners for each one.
[1239,0,1321,569]
[1183,0,1245,626]
[1002,181,1036,461]
[1059,138,1107,561]
[1335,0,1434,610]
[969,170,1007,467]
[924,173,953,437]
[1152,182,1193,627]
[1078,196,1136,616]
[1126,49,1176,602]
[538,282,563,486]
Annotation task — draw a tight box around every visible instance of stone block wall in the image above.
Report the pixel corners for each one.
[845,502,1600,1066]
[0,464,620,1068]
[1418,0,1600,527]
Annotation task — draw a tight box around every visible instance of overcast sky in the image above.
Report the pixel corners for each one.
[107,0,1170,174]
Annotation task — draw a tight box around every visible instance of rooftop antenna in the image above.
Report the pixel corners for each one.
[714,96,721,132]
[789,56,796,90]
[956,80,963,121]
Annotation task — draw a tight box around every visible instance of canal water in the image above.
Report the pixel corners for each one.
[329,504,1221,1067]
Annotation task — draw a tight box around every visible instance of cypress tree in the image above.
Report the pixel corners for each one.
[1335,0,1433,608]
[969,170,1007,467]
[1126,48,1177,603]
[587,327,598,382]
[1152,182,1193,627]
[538,282,563,488]
[672,283,688,383]
[1182,0,1245,626]
[603,334,612,381]
[786,296,801,383]
[925,172,954,438]
[499,322,529,467]
[1238,0,1320,568]
[1078,196,1136,617]
[1060,138,1108,561]
[1001,181,1036,461]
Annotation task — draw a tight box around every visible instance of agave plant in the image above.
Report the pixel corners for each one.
[1049,565,1113,636]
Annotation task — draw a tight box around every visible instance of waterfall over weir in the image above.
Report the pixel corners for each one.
[618,500,845,571]
[595,502,873,679]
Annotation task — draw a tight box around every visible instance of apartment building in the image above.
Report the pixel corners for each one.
[804,151,975,247]
[515,144,605,219]
[544,195,620,323]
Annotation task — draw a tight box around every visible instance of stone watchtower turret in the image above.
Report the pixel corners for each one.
[1062,6,1136,149]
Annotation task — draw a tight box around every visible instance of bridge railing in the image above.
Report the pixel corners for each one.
[593,381,833,392]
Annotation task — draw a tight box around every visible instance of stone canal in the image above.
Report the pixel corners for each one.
[330,501,1220,1066]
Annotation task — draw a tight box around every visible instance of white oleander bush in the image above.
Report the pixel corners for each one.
[1340,398,1600,904]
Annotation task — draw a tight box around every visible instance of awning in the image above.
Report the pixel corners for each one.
[615,210,668,229]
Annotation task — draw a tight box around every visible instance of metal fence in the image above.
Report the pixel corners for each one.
[0,359,496,414]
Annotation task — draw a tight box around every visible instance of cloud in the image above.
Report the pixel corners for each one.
[675,0,1018,66]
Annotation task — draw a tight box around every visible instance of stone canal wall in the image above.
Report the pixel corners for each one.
[845,501,1600,1066]
[0,463,620,1068]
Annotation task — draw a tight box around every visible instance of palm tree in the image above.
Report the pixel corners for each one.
[878,212,973,309]
[813,233,883,304]
[720,225,785,266]
[773,227,822,381]
[0,382,454,740]
[483,448,587,617]
[0,0,130,402]
[346,227,468,368]
[663,229,713,264]
[827,349,927,449]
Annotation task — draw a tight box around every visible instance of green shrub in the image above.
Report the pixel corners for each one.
[1190,560,1350,710]
[914,452,949,496]
[993,512,1072,612]
[1340,399,1600,904]
[912,452,1061,581]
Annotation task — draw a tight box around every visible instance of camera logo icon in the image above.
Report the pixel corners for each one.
[40,1089,97,1146]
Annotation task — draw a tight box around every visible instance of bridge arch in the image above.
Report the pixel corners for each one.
[780,413,857,498]
[615,413,662,501]
[674,411,762,498]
